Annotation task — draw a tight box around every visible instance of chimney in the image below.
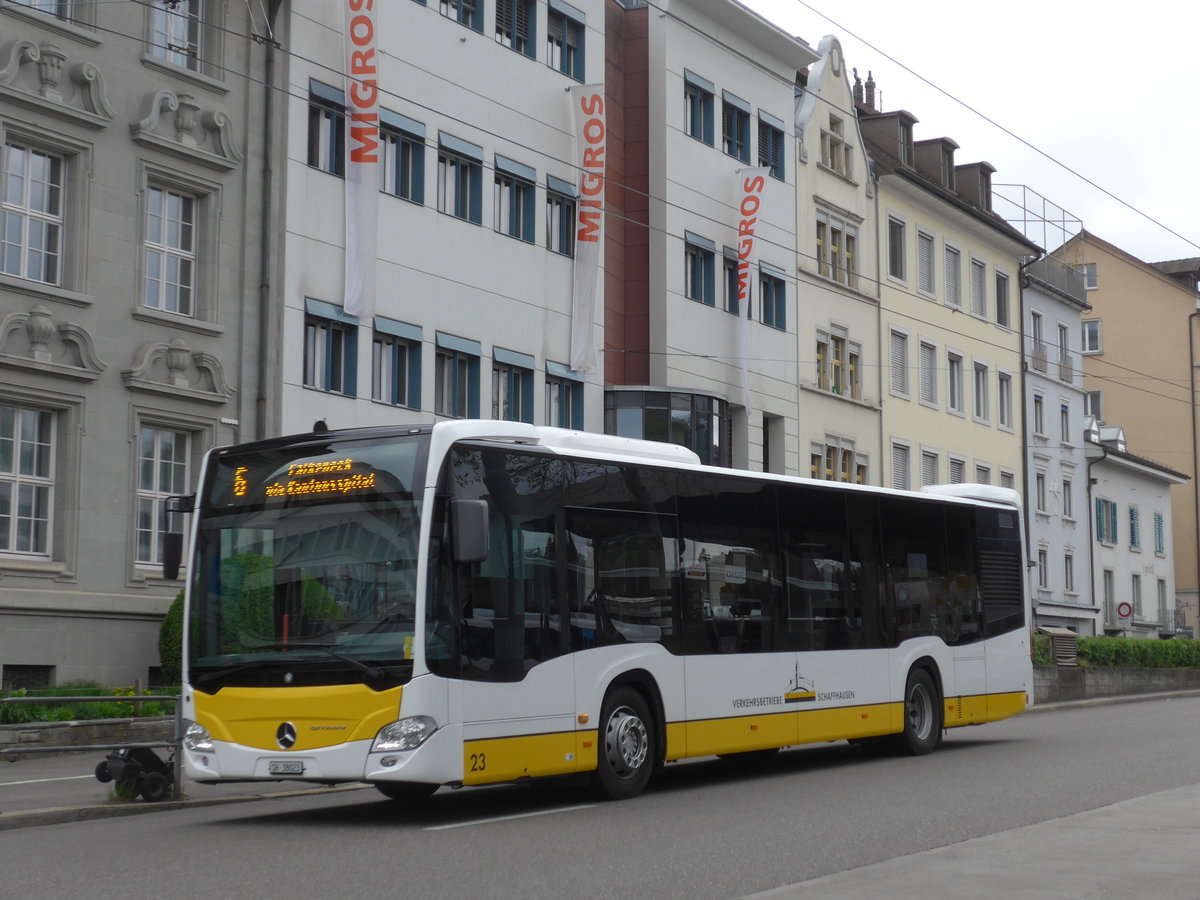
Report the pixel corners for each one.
[865,71,876,109]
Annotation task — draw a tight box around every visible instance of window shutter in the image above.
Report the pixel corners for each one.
[922,451,937,486]
[971,259,986,315]
[515,0,530,41]
[917,233,933,293]
[948,458,965,484]
[890,331,907,394]
[1095,498,1104,542]
[945,247,960,305]
[891,444,909,490]
[888,219,904,278]
[919,342,936,404]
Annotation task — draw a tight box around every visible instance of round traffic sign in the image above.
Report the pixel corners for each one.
[1117,601,1134,619]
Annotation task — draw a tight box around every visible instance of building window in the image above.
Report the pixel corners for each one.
[1132,573,1143,618]
[1060,402,1071,443]
[815,332,861,399]
[435,339,481,418]
[685,235,716,306]
[1037,548,1048,589]
[723,250,740,315]
[1085,390,1103,422]
[1103,569,1115,623]
[995,271,1010,327]
[1057,322,1072,381]
[2,142,63,285]
[815,210,858,288]
[889,329,909,397]
[760,266,785,330]
[1033,392,1045,435]
[947,352,964,414]
[970,257,987,317]
[307,82,345,176]
[1064,553,1075,593]
[1082,319,1101,354]
[999,470,1015,490]
[684,72,715,145]
[547,6,584,81]
[891,442,910,490]
[143,185,195,316]
[150,0,202,70]
[1154,511,1166,555]
[605,389,730,467]
[494,162,535,242]
[495,0,535,56]
[887,216,906,281]
[491,351,534,423]
[758,118,784,180]
[372,322,420,409]
[381,119,424,204]
[135,426,189,566]
[916,230,935,296]
[0,403,53,556]
[1129,505,1141,551]
[1096,498,1118,545]
[441,0,481,31]
[1158,578,1168,625]
[16,0,73,20]
[437,142,483,224]
[1035,471,1047,513]
[546,182,576,256]
[921,449,939,487]
[304,303,358,396]
[944,245,961,308]
[998,372,1013,429]
[811,438,866,484]
[974,464,990,485]
[820,115,851,178]
[722,94,751,163]
[546,368,583,429]
[1062,477,1074,519]
[973,362,989,422]
[1083,262,1097,289]
[948,456,966,484]
[918,341,937,406]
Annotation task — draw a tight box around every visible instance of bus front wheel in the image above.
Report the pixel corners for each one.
[376,782,438,803]
[895,668,941,756]
[592,687,655,800]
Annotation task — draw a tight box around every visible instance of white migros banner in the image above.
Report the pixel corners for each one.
[344,0,379,318]
[735,168,770,414]
[570,84,605,373]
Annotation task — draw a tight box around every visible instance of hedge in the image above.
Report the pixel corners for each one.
[1034,633,1200,668]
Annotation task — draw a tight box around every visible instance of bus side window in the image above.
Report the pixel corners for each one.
[781,487,849,652]
[879,498,949,643]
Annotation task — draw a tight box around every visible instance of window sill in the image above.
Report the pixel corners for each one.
[0,273,94,308]
[0,556,67,577]
[947,408,966,419]
[799,383,878,411]
[139,54,230,95]
[132,308,225,336]
[814,162,858,188]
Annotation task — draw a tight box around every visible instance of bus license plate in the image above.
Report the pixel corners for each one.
[268,760,304,775]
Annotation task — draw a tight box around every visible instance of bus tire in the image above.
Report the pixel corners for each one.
[592,687,655,800]
[895,668,941,756]
[376,782,438,803]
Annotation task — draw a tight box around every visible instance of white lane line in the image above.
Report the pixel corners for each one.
[425,803,595,831]
[0,775,94,787]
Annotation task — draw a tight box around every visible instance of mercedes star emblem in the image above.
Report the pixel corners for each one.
[276,721,297,750]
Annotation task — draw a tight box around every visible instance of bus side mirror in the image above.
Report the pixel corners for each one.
[163,532,183,581]
[451,499,489,563]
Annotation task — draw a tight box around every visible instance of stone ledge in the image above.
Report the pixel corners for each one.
[0,717,174,758]
[1035,666,1200,704]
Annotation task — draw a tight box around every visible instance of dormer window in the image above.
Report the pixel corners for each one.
[899,121,914,167]
[940,146,955,190]
[820,115,852,178]
[979,168,992,210]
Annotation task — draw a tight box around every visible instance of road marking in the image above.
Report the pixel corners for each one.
[425,804,594,831]
[0,775,94,787]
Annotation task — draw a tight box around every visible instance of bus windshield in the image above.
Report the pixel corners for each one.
[188,434,428,691]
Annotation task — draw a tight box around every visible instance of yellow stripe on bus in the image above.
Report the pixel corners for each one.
[195,685,402,751]
[463,731,587,785]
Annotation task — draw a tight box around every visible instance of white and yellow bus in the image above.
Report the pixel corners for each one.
[173,420,1031,801]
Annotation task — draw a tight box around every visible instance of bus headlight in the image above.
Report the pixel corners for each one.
[372,716,438,752]
[183,720,214,752]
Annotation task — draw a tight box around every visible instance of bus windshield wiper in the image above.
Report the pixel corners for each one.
[191,659,277,688]
[245,642,387,681]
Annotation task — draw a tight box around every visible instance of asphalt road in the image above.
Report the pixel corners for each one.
[3,696,1199,899]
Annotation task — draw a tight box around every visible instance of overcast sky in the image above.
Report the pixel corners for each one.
[741,0,1200,264]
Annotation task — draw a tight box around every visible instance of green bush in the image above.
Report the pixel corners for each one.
[158,590,184,687]
[1075,635,1200,668]
[1032,632,1054,666]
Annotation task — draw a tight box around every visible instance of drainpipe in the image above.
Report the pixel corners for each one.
[1190,309,1200,634]
[256,1,285,440]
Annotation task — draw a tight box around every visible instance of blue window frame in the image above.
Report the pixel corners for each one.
[495,156,536,242]
[381,111,425,204]
[303,299,358,396]
[435,332,481,418]
[758,111,785,180]
[684,232,716,306]
[547,0,584,81]
[496,0,535,57]
[372,317,422,409]
[546,176,576,257]
[307,80,345,176]
[438,133,483,224]
[492,347,535,423]
[722,92,750,163]
[760,264,786,330]
[546,361,583,429]
[440,0,481,31]
[684,70,715,146]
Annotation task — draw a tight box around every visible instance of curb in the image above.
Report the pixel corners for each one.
[0,783,366,832]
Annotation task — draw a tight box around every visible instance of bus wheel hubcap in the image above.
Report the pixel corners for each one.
[604,706,648,776]
[908,684,932,740]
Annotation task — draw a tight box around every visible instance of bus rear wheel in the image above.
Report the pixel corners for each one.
[895,668,941,756]
[592,687,655,800]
